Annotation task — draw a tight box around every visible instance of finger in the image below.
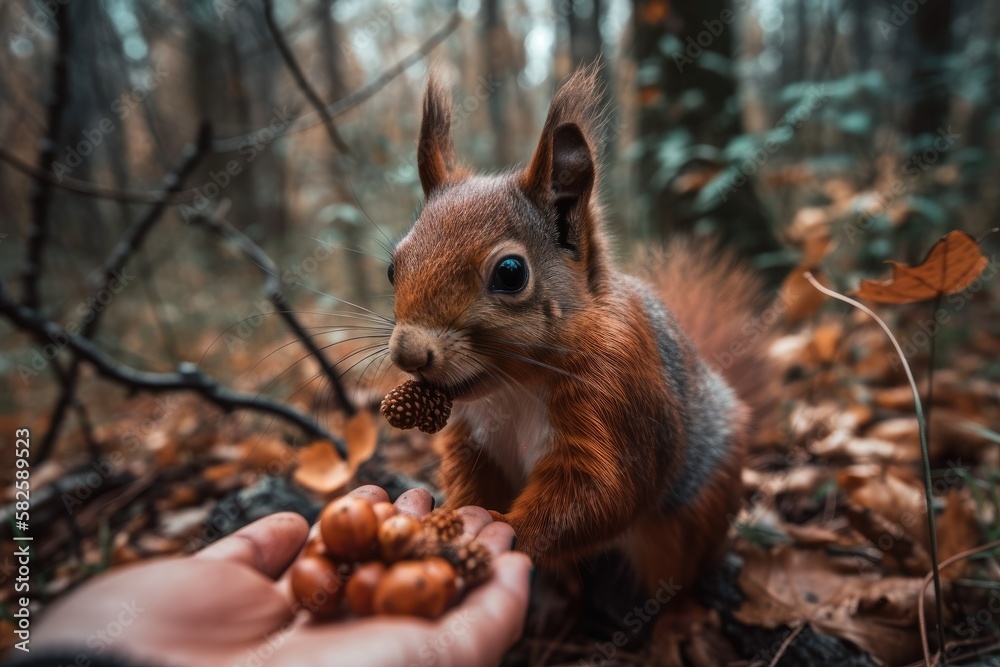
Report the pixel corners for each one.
[196,512,309,579]
[475,521,516,555]
[347,484,390,505]
[394,488,434,518]
[455,506,493,541]
[439,552,533,666]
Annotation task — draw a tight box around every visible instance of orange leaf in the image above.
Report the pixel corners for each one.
[345,410,378,470]
[294,441,351,495]
[855,231,988,304]
[780,266,829,324]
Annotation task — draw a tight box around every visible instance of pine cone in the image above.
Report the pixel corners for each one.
[420,509,463,542]
[441,540,493,586]
[380,380,452,434]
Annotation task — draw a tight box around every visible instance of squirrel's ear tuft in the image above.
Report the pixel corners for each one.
[523,64,604,249]
[418,73,459,197]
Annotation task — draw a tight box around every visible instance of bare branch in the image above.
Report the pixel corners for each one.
[22,2,71,311]
[211,13,462,153]
[0,147,198,205]
[194,212,359,417]
[38,124,213,464]
[0,280,344,454]
[263,0,351,154]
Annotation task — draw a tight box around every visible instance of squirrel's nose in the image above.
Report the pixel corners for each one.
[389,326,437,373]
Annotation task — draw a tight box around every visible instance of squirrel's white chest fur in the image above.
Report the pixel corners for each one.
[452,385,552,487]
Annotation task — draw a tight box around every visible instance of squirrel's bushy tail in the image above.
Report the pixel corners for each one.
[645,239,778,425]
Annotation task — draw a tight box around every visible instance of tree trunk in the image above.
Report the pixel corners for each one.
[631,0,786,281]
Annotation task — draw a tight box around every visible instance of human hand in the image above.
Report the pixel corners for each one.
[34,486,532,667]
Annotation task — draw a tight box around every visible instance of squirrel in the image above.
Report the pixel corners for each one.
[386,66,772,592]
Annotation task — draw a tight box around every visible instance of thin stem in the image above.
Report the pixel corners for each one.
[804,272,946,663]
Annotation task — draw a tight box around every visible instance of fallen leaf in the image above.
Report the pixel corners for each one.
[294,441,351,495]
[345,410,378,470]
[843,503,931,575]
[781,267,829,324]
[936,489,981,569]
[855,230,988,304]
[239,436,294,472]
[838,464,929,548]
[735,545,946,666]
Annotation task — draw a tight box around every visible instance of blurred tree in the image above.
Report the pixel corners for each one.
[631,0,786,280]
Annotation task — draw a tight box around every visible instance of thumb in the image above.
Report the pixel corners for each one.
[197,511,309,579]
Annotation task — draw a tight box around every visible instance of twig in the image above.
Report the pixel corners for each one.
[804,272,947,664]
[0,280,344,452]
[211,13,462,153]
[0,147,199,205]
[262,0,350,154]
[766,622,806,667]
[193,211,357,417]
[919,540,1000,667]
[22,2,70,311]
[37,124,213,464]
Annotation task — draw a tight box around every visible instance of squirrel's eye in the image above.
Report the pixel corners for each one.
[387,263,395,286]
[490,256,528,293]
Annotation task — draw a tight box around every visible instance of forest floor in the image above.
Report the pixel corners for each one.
[2,271,1000,667]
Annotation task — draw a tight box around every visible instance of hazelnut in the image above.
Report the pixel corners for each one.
[422,556,458,605]
[320,496,378,562]
[291,556,343,616]
[378,513,422,563]
[371,501,398,526]
[303,534,326,558]
[345,561,387,617]
[373,560,452,619]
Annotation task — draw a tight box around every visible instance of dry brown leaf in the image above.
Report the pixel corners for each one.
[239,436,294,472]
[735,546,944,666]
[294,441,351,495]
[809,322,842,363]
[781,266,830,324]
[345,410,379,470]
[838,464,929,547]
[843,503,931,575]
[856,230,988,304]
[937,489,981,569]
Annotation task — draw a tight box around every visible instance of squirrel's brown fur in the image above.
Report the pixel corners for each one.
[388,65,772,592]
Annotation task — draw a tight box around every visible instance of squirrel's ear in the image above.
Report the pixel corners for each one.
[418,74,458,197]
[524,66,602,251]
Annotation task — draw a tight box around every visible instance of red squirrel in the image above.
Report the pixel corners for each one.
[387,67,771,591]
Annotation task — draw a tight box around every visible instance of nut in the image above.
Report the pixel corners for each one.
[380,380,452,434]
[320,496,378,562]
[378,513,422,563]
[291,556,343,616]
[345,561,387,617]
[373,560,453,619]
[371,501,398,526]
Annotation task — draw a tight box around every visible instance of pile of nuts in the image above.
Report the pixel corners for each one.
[290,495,492,619]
